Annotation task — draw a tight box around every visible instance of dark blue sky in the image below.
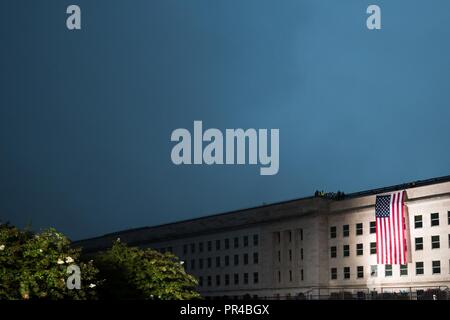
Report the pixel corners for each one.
[1,1,450,240]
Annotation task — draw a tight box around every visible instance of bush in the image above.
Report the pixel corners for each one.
[0,224,99,300]
[94,240,201,300]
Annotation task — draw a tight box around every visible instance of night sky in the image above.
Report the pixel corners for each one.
[1,0,450,240]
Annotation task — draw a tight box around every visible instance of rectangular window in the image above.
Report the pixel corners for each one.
[191,259,195,270]
[190,243,195,254]
[432,261,441,274]
[370,242,377,255]
[343,245,350,257]
[330,226,337,238]
[331,268,337,280]
[253,252,259,264]
[234,237,239,248]
[448,211,450,225]
[207,241,212,252]
[289,270,292,282]
[253,234,259,246]
[357,266,364,278]
[330,246,337,258]
[300,248,304,260]
[344,267,350,279]
[385,264,392,277]
[207,257,212,268]
[448,234,450,248]
[343,225,349,237]
[199,242,203,252]
[244,253,249,265]
[183,244,188,254]
[370,221,376,234]
[253,272,259,284]
[371,265,378,277]
[216,275,221,286]
[289,249,292,261]
[277,250,281,262]
[299,229,304,241]
[199,276,203,287]
[244,273,249,284]
[288,231,292,243]
[199,258,203,269]
[207,276,211,287]
[356,223,363,236]
[243,236,249,247]
[431,235,440,249]
[216,256,221,268]
[415,237,423,251]
[301,269,304,281]
[416,262,424,275]
[225,274,230,286]
[400,264,408,276]
[356,243,363,256]
[225,255,229,266]
[415,215,423,229]
[234,254,239,266]
[216,240,221,251]
[234,273,239,285]
[431,212,439,227]
[225,238,230,250]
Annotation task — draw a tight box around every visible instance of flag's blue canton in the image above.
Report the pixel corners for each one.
[376,195,391,218]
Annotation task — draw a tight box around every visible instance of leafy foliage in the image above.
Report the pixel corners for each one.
[0,223,99,300]
[94,241,200,300]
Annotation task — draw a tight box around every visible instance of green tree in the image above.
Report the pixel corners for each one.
[0,224,99,300]
[94,240,200,300]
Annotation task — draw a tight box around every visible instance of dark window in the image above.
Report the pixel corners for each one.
[289,270,292,282]
[253,234,259,246]
[244,253,249,265]
[190,243,195,254]
[448,234,450,248]
[331,268,337,280]
[301,269,304,281]
[216,275,221,286]
[199,258,203,269]
[207,241,212,252]
[448,211,450,225]
[253,272,259,284]
[356,243,363,256]
[216,256,221,267]
[415,237,423,251]
[370,242,377,255]
[277,250,281,262]
[300,248,304,260]
[299,229,304,241]
[416,262,424,275]
[276,232,281,244]
[234,237,239,248]
[199,276,203,287]
[191,259,195,270]
[253,252,259,264]
[431,213,439,227]
[344,267,350,279]
[343,245,350,257]
[243,236,249,247]
[288,231,292,243]
[225,238,230,249]
[244,273,249,284]
[385,264,392,277]
[330,226,337,238]
[199,242,204,252]
[330,246,337,258]
[234,273,239,285]
[225,274,230,286]
[278,271,281,283]
[207,276,212,286]
[357,266,364,278]
[207,257,212,268]
[370,221,376,234]
[183,244,188,254]
[432,235,440,249]
[234,254,239,266]
[343,225,349,237]
[356,223,363,235]
[432,261,441,274]
[289,249,292,261]
[216,240,221,250]
[400,264,408,276]
[415,215,423,229]
[225,255,229,266]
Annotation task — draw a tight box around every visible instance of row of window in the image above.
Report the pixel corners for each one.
[199,272,259,287]
[331,260,445,280]
[276,269,304,283]
[330,234,449,258]
[183,235,259,255]
[185,252,259,270]
[274,229,304,244]
[330,211,450,239]
[276,248,304,263]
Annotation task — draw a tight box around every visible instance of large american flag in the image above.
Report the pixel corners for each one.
[375,191,407,265]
